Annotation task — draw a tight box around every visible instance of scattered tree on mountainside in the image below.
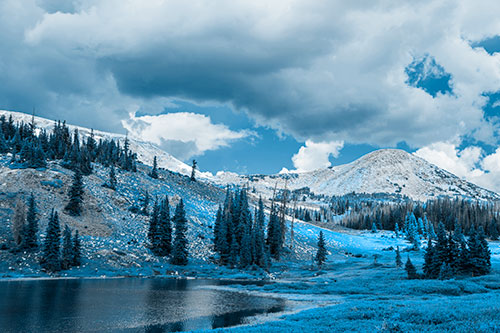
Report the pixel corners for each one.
[141,191,150,216]
[171,199,188,266]
[150,156,158,179]
[65,169,84,216]
[23,193,38,249]
[41,210,61,272]
[190,159,197,181]
[315,231,327,268]
[103,165,117,190]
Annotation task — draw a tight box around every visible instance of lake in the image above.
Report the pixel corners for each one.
[0,278,287,332]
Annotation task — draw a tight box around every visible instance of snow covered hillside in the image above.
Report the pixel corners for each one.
[216,149,499,201]
[0,110,213,180]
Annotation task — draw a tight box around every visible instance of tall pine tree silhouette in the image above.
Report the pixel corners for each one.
[171,199,188,265]
[41,210,61,272]
[23,193,38,249]
[65,169,84,216]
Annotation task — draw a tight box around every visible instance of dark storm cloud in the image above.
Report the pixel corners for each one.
[1,0,500,147]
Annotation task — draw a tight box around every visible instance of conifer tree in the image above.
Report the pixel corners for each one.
[72,230,82,267]
[253,198,267,268]
[61,225,73,270]
[395,246,402,268]
[190,159,197,181]
[0,126,8,153]
[267,205,282,260]
[315,231,327,268]
[106,165,117,190]
[150,156,158,179]
[23,193,38,249]
[156,196,172,256]
[371,222,377,233]
[41,210,61,272]
[148,201,159,250]
[65,169,84,216]
[423,240,438,278]
[171,199,188,265]
[405,256,417,279]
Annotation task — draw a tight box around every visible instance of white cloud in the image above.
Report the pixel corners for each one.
[2,0,496,149]
[291,140,344,172]
[121,111,253,160]
[414,141,500,192]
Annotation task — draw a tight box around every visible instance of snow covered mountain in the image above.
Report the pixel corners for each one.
[215,149,499,201]
[2,110,498,201]
[0,110,212,179]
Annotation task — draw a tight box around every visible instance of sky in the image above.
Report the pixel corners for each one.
[1,1,500,190]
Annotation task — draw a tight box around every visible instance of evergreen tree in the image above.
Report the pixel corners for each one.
[0,126,8,153]
[61,225,73,270]
[72,230,82,267]
[105,165,117,190]
[371,222,377,233]
[156,196,172,256]
[395,246,402,268]
[267,205,282,260]
[423,240,439,278]
[23,193,38,249]
[150,156,158,179]
[405,256,417,279]
[171,199,188,265]
[394,223,399,238]
[438,262,453,280]
[65,169,84,216]
[315,231,327,268]
[253,198,267,268]
[148,201,160,251]
[41,210,61,272]
[190,159,197,181]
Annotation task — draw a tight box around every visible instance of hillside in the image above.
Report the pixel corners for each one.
[0,110,213,180]
[215,149,499,202]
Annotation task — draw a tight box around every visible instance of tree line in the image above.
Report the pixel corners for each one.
[10,193,82,273]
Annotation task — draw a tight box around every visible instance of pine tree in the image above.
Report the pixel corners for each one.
[150,156,158,179]
[315,231,327,268]
[423,240,438,278]
[395,246,402,268]
[156,196,172,256]
[253,198,267,268]
[23,193,38,249]
[438,262,453,280]
[405,256,417,279]
[394,223,399,238]
[434,222,448,267]
[371,222,377,233]
[65,169,84,216]
[106,165,117,190]
[41,210,61,272]
[148,201,160,251]
[190,160,197,181]
[72,230,82,267]
[0,126,8,153]
[267,205,282,260]
[61,225,73,270]
[171,199,188,265]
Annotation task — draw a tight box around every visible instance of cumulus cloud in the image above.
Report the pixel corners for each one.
[291,140,344,172]
[414,142,500,192]
[121,112,253,160]
[1,1,500,153]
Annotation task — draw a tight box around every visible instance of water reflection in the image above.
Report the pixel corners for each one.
[0,278,286,333]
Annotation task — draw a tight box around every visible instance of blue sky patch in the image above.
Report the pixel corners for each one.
[405,55,453,97]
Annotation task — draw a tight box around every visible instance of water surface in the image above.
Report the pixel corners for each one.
[0,278,286,332]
